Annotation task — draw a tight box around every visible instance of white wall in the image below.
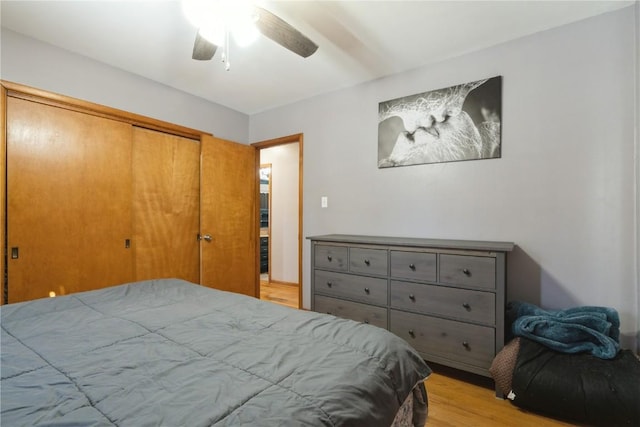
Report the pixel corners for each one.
[0,29,249,143]
[261,144,300,285]
[250,6,640,351]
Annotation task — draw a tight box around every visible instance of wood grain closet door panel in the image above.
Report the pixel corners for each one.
[6,97,133,303]
[200,135,257,297]
[132,127,200,283]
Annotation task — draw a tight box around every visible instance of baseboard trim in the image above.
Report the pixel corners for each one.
[268,280,298,287]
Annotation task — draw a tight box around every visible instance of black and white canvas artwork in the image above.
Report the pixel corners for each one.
[378,76,502,168]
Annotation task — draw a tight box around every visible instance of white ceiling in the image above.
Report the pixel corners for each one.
[1,0,634,115]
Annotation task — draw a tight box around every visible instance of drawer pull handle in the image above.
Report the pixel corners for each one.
[326,281,333,288]
[462,268,471,276]
[409,263,416,270]
[364,259,370,266]
[462,341,470,349]
[462,302,471,310]
[408,329,415,337]
[364,287,370,294]
[327,255,333,261]
[409,294,416,301]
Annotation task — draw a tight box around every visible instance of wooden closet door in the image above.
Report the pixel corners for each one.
[200,135,258,296]
[6,97,133,303]
[132,127,200,283]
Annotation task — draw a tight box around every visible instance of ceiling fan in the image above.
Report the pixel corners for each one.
[183,1,318,67]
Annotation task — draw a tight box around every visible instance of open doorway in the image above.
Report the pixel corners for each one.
[252,134,302,309]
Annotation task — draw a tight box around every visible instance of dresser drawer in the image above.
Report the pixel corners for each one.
[349,247,388,276]
[314,295,388,329]
[390,281,495,325]
[390,310,495,369]
[314,245,348,271]
[439,254,496,290]
[314,270,388,306]
[390,250,436,282]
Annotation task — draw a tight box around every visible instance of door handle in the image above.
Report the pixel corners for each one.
[198,234,213,242]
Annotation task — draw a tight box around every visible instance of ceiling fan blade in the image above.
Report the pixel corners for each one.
[254,6,318,58]
[192,31,217,60]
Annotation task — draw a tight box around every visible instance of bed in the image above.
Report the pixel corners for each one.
[1,279,431,426]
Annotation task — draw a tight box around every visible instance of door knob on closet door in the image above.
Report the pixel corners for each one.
[198,234,213,242]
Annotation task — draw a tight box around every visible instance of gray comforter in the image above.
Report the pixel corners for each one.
[1,279,431,426]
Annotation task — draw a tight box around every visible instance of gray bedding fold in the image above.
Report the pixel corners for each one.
[1,279,431,426]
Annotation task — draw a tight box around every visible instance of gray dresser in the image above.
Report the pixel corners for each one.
[309,234,514,379]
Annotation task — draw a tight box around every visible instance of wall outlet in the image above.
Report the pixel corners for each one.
[321,196,328,208]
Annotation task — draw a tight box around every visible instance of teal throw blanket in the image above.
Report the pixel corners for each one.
[509,301,620,359]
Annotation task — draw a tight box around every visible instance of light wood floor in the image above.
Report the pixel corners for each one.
[425,364,579,426]
[260,280,299,309]
[259,282,578,426]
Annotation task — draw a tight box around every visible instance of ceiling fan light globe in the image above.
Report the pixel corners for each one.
[232,22,259,47]
[182,0,216,29]
[199,25,225,46]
